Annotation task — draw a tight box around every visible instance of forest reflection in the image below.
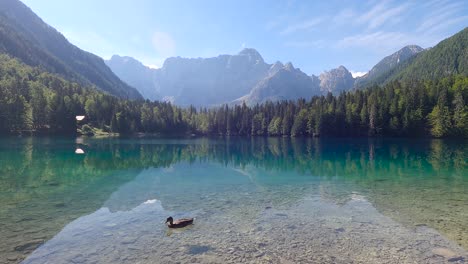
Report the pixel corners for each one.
[0,136,466,263]
[1,137,466,191]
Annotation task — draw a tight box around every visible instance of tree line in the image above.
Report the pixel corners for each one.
[0,53,466,138]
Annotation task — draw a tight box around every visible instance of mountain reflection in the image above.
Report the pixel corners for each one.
[0,137,466,262]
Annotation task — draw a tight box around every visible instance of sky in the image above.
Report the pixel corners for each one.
[20,0,468,76]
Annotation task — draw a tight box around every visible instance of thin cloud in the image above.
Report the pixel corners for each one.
[284,40,325,48]
[279,17,323,35]
[356,2,387,26]
[425,16,468,35]
[332,8,356,26]
[368,3,410,29]
[336,31,413,53]
[356,1,410,29]
[417,1,466,33]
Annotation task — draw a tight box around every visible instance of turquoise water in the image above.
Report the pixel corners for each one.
[0,137,467,263]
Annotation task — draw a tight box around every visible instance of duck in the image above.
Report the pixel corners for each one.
[165,216,194,228]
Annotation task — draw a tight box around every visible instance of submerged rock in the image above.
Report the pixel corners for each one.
[14,239,44,252]
[448,256,465,262]
[432,247,456,258]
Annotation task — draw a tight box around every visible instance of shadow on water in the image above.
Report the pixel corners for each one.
[0,136,466,262]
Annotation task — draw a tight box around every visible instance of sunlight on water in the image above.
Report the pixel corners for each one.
[0,137,466,263]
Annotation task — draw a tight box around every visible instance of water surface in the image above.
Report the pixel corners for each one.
[0,137,467,263]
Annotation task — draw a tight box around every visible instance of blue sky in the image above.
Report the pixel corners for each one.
[21,0,467,76]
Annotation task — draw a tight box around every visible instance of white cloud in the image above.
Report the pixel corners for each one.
[336,31,413,53]
[369,3,410,29]
[417,1,467,34]
[356,1,410,29]
[351,71,367,78]
[144,64,161,69]
[428,16,468,35]
[356,2,387,26]
[139,57,166,69]
[279,17,323,35]
[332,8,356,26]
[151,31,176,57]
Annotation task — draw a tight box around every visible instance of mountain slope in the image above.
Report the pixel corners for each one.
[234,62,321,105]
[355,45,424,87]
[106,55,160,100]
[0,0,142,99]
[393,27,468,80]
[356,27,468,87]
[107,48,271,106]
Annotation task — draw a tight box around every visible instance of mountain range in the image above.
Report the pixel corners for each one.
[107,24,467,106]
[106,45,426,106]
[0,0,466,107]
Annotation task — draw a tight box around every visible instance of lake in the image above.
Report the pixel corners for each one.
[0,137,467,263]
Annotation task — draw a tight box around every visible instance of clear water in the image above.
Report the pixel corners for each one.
[0,137,467,263]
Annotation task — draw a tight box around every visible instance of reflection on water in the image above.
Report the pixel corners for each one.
[0,137,467,263]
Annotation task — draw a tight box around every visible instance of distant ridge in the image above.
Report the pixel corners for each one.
[107,28,467,106]
[106,49,355,106]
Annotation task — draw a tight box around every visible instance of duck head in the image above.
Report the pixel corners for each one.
[165,217,173,225]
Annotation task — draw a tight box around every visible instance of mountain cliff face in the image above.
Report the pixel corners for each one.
[234,62,321,104]
[106,28,468,106]
[0,0,142,99]
[151,48,271,106]
[319,66,355,93]
[107,49,349,106]
[105,55,160,100]
[355,45,424,87]
[107,48,273,106]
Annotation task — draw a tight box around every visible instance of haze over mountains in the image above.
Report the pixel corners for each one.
[106,44,425,106]
[107,24,468,107]
[1,0,467,108]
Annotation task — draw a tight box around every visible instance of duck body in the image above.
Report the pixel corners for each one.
[166,216,194,228]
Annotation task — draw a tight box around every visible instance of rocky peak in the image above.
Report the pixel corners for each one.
[402,45,424,54]
[268,61,284,75]
[391,45,424,64]
[109,55,144,67]
[284,62,294,71]
[238,48,264,64]
[319,65,354,93]
[362,45,423,80]
[320,65,352,79]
